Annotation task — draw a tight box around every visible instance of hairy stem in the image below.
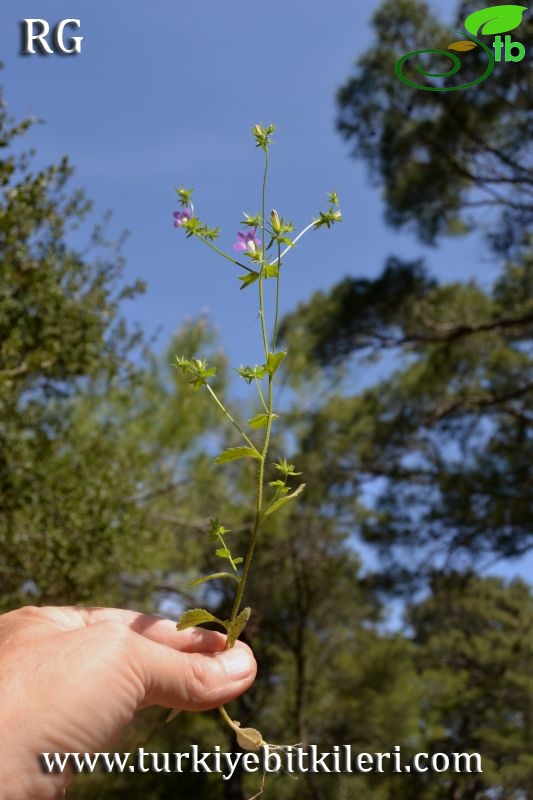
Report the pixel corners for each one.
[272,239,281,351]
[197,235,253,273]
[205,384,258,452]
[258,149,270,358]
[229,375,274,626]
[255,377,269,413]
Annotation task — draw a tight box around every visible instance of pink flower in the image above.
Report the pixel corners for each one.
[232,229,261,253]
[174,208,192,227]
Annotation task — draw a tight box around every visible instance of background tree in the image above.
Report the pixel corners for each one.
[0,86,229,609]
[280,0,533,584]
[409,573,533,799]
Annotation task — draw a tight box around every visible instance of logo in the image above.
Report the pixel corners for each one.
[395,4,527,91]
[20,18,83,55]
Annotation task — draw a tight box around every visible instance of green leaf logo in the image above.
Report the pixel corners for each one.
[464,4,527,36]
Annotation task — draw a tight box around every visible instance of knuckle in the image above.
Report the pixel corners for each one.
[97,619,131,648]
[15,604,43,619]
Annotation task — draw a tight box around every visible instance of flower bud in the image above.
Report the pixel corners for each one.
[270,209,281,233]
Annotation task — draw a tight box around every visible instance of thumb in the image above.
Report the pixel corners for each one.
[133,635,257,712]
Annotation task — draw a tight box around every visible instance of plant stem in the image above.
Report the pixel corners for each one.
[258,149,270,358]
[197,235,253,273]
[215,530,240,573]
[272,239,281,351]
[255,377,269,413]
[258,280,269,360]
[219,705,237,730]
[228,375,274,626]
[228,145,275,627]
[204,384,258,452]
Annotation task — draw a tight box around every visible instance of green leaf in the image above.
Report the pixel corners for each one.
[242,212,262,228]
[264,351,286,376]
[236,364,267,383]
[176,608,226,631]
[174,355,192,370]
[227,607,251,648]
[236,365,255,384]
[263,483,306,518]
[263,263,280,279]
[215,547,231,559]
[251,123,276,151]
[190,572,239,587]
[176,186,193,206]
[464,5,527,36]
[238,271,260,290]
[215,446,261,464]
[314,208,342,229]
[207,518,231,540]
[248,412,278,429]
[274,458,302,477]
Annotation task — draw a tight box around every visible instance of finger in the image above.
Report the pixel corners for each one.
[131,635,257,711]
[52,607,228,653]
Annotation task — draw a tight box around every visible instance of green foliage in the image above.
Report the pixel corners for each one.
[238,270,260,289]
[0,84,153,608]
[175,186,194,206]
[176,608,227,631]
[313,203,342,230]
[251,123,276,151]
[206,517,243,572]
[0,75,233,611]
[264,350,286,376]
[280,256,434,364]
[174,356,217,390]
[263,482,306,519]
[190,571,239,587]
[180,215,221,242]
[280,0,533,582]
[248,412,277,429]
[336,0,532,250]
[215,446,261,464]
[274,459,302,477]
[409,573,533,797]
[226,606,251,648]
[171,124,342,751]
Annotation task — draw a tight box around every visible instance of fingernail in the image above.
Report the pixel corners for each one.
[220,647,253,680]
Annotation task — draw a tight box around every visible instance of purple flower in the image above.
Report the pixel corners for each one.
[174,208,192,227]
[232,229,261,253]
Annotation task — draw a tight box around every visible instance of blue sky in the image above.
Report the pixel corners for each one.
[1,0,531,588]
[1,0,488,369]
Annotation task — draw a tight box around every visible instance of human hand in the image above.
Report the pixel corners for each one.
[0,605,256,800]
